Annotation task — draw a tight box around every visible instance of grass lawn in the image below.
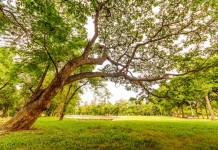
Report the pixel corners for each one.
[0,116,218,150]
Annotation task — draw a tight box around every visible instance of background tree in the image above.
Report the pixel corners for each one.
[153,59,218,119]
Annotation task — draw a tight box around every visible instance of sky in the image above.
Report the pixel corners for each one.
[81,82,138,104]
[82,18,139,104]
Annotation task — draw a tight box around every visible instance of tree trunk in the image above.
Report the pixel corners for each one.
[58,84,72,121]
[0,81,66,131]
[181,105,185,118]
[205,105,209,119]
[59,105,66,121]
[189,102,194,118]
[57,89,64,118]
[59,113,64,121]
[0,63,76,131]
[0,82,64,131]
[0,52,93,132]
[58,108,64,120]
[205,94,215,120]
[0,98,46,131]
[201,109,204,119]
[195,108,199,119]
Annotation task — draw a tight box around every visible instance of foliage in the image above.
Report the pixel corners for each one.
[75,99,163,116]
[0,48,21,117]
[152,61,218,118]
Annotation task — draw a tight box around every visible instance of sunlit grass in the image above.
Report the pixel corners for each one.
[0,116,218,150]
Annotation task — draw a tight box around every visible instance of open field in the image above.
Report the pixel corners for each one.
[0,116,218,150]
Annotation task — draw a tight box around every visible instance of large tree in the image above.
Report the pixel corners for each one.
[0,0,217,131]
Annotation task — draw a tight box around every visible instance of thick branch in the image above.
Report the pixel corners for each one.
[86,48,107,65]
[65,81,88,106]
[65,72,169,85]
[82,2,107,57]
[65,83,73,102]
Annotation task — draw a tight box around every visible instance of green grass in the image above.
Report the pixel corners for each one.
[0,116,218,150]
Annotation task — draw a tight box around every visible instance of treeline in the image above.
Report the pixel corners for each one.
[73,99,162,116]
[69,96,217,119]
[150,63,218,120]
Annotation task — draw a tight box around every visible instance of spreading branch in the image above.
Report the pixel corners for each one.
[0,5,30,36]
[82,1,108,57]
[166,61,218,77]
[65,81,89,106]
[138,81,169,99]
[65,58,218,88]
[65,83,73,102]
[43,34,58,75]
[64,72,169,85]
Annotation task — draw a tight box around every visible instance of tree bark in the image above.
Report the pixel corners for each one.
[205,93,215,120]
[58,84,73,121]
[0,79,65,131]
[195,108,199,119]
[0,97,47,131]
[201,109,204,119]
[57,89,64,118]
[181,105,185,118]
[204,104,209,119]
[58,105,66,121]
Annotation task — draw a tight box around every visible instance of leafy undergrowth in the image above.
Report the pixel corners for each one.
[0,116,218,150]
